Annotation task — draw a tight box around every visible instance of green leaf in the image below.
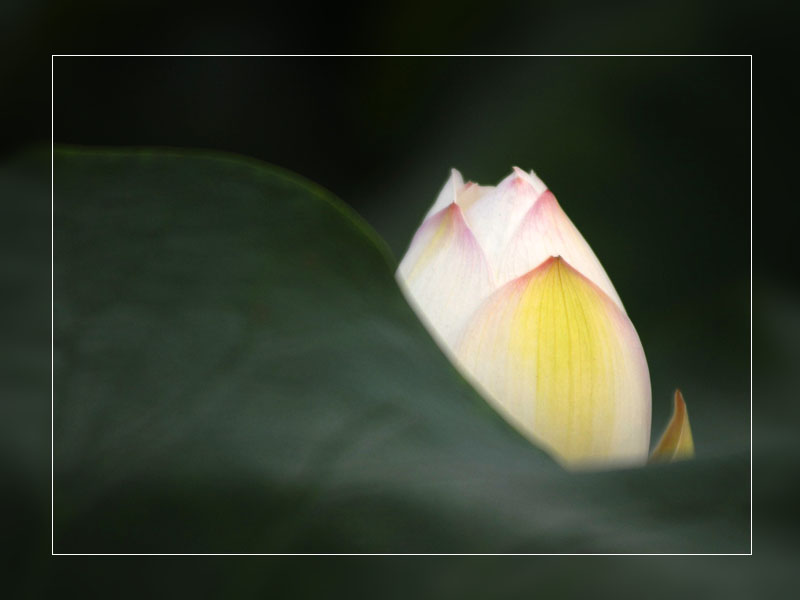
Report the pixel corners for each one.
[52,147,748,553]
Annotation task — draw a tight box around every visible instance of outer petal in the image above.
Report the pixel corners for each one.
[455,256,651,468]
[423,168,464,220]
[397,203,495,350]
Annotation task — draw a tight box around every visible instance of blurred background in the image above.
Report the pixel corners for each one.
[1,0,797,596]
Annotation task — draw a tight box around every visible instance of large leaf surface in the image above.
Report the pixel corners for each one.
[52,148,748,553]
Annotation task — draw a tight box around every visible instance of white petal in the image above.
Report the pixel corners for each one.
[397,203,495,350]
[461,167,547,276]
[423,168,464,221]
[495,189,625,311]
[456,181,494,213]
[455,256,651,468]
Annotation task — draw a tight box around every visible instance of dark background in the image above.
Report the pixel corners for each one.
[1,0,797,596]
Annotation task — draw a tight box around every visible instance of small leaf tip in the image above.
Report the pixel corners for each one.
[649,388,695,464]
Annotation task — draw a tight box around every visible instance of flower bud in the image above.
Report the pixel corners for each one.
[398,168,652,468]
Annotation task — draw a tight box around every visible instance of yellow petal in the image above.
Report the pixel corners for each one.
[455,256,651,469]
[649,389,695,463]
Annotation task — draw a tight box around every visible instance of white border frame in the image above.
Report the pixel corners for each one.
[50,53,754,557]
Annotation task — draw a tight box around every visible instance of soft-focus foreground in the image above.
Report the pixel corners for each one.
[398,169,689,469]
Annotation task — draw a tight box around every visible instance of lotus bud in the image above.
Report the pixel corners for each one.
[397,168,653,469]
